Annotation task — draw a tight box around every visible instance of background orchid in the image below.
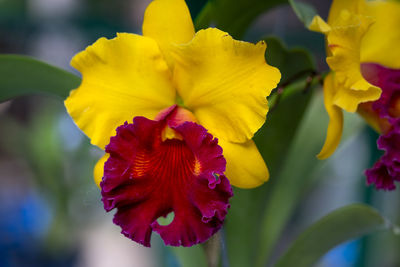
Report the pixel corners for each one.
[1,0,400,266]
[310,0,400,190]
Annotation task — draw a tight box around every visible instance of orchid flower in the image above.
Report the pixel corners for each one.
[64,0,280,246]
[310,0,400,190]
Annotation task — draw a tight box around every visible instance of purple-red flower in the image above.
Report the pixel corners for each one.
[361,63,400,190]
[102,106,232,246]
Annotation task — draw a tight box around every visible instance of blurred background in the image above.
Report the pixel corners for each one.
[0,0,399,266]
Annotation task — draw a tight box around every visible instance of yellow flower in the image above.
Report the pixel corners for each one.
[309,0,400,159]
[65,0,281,189]
[65,0,281,247]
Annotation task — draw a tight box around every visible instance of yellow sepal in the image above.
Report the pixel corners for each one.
[142,0,195,68]
[317,73,344,160]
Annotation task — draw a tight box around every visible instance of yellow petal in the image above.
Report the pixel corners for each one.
[171,28,281,143]
[219,139,269,188]
[142,0,195,67]
[94,153,109,187]
[361,1,400,69]
[65,33,175,149]
[309,16,331,33]
[332,78,381,112]
[317,73,344,160]
[327,0,365,25]
[325,10,380,112]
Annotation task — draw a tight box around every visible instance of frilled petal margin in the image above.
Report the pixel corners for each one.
[365,119,400,191]
[65,33,176,149]
[100,116,232,247]
[366,160,396,191]
[326,11,380,113]
[378,122,400,170]
[361,63,400,191]
[171,28,281,143]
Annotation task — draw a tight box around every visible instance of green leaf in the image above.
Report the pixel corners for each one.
[170,246,207,267]
[276,204,396,267]
[195,0,317,38]
[255,90,368,267]
[257,36,316,178]
[224,84,317,267]
[169,233,222,267]
[264,35,315,91]
[224,38,316,267]
[195,0,288,38]
[0,54,81,102]
[255,90,327,267]
[224,186,272,267]
[288,0,317,28]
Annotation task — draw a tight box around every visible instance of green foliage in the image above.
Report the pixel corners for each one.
[194,0,318,38]
[26,104,72,250]
[0,0,26,20]
[170,246,207,267]
[224,37,316,267]
[288,0,317,28]
[255,94,373,267]
[195,0,288,38]
[255,85,325,267]
[0,55,81,102]
[260,36,316,174]
[276,204,395,267]
[264,36,315,84]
